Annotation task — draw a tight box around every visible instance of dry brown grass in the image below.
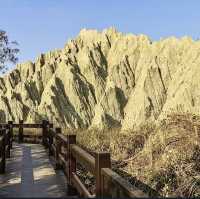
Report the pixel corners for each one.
[62,122,155,162]
[62,113,200,197]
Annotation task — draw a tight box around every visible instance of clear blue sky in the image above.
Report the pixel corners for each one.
[1,0,200,70]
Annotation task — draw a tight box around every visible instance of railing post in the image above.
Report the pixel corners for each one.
[8,121,13,149]
[55,127,62,169]
[67,134,77,195]
[48,122,53,156]
[95,152,111,198]
[42,120,48,147]
[42,120,45,146]
[19,119,23,143]
[46,120,49,149]
[0,129,6,174]
[5,128,10,158]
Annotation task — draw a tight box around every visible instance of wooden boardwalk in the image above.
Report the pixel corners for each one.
[0,143,68,198]
[0,121,154,198]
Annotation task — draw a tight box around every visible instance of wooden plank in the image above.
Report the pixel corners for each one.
[52,144,56,155]
[42,120,49,148]
[59,153,66,166]
[0,124,9,128]
[101,168,148,198]
[61,144,67,153]
[71,144,95,174]
[5,145,9,156]
[8,121,13,149]
[95,152,111,197]
[48,130,54,156]
[49,129,56,137]
[56,133,68,144]
[15,123,42,128]
[55,128,62,169]
[67,135,76,187]
[7,125,12,154]
[22,134,42,138]
[0,123,53,128]
[18,123,53,128]
[71,172,95,198]
[19,120,24,143]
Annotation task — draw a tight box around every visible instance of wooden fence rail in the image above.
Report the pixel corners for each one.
[44,122,149,198]
[0,120,154,198]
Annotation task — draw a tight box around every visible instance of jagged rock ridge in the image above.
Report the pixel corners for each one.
[0,28,200,130]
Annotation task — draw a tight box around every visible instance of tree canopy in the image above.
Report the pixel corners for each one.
[0,30,19,73]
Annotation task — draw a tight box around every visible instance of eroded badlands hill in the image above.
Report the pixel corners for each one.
[0,28,200,129]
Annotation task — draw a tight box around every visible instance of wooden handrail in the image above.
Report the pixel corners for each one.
[101,168,148,197]
[56,133,68,144]
[0,123,53,128]
[71,144,95,174]
[44,129,150,198]
[0,121,156,198]
[71,172,95,198]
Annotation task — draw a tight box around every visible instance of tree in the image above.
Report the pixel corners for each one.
[0,30,19,73]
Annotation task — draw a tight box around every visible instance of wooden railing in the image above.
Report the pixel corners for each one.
[0,120,53,143]
[43,122,149,198]
[0,120,156,198]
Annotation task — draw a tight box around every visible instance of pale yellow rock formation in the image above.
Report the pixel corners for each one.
[0,28,199,130]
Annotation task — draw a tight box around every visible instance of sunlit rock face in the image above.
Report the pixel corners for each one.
[0,28,199,129]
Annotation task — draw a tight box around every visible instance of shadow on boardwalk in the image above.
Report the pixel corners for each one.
[0,143,68,198]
